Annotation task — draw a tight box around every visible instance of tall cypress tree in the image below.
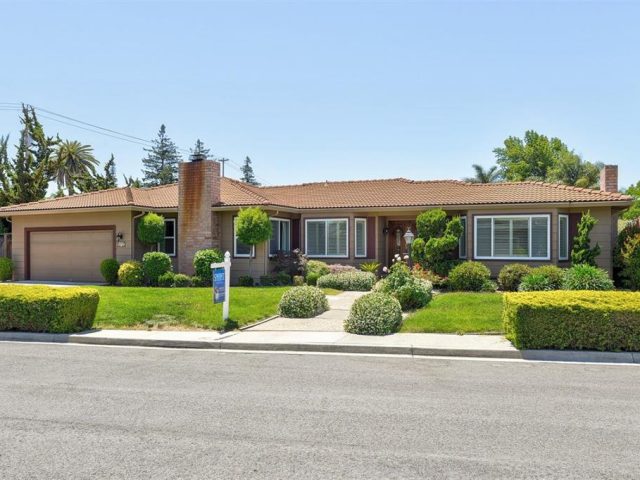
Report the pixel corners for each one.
[241,156,260,186]
[141,124,182,186]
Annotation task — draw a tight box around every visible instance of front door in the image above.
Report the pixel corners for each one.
[386,221,416,266]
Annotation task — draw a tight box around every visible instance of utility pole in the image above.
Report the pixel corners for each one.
[218,158,229,177]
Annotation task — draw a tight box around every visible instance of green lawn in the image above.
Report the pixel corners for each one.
[400,292,504,334]
[93,286,340,331]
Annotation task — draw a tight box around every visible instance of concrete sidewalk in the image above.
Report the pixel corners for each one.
[2,328,639,363]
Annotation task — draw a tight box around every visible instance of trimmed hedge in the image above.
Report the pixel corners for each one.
[100,258,120,285]
[278,286,329,318]
[449,261,491,292]
[497,264,532,292]
[0,257,13,281]
[316,271,376,291]
[503,291,640,351]
[193,249,223,285]
[117,260,144,287]
[142,251,172,286]
[0,285,99,333]
[344,292,403,335]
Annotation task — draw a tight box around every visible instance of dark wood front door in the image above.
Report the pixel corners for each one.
[386,221,416,266]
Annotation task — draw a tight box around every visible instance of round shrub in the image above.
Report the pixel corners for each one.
[137,213,165,245]
[193,249,223,285]
[395,278,433,310]
[497,264,532,292]
[238,275,254,287]
[344,292,403,335]
[316,271,376,291]
[306,272,321,286]
[562,264,614,291]
[278,286,329,318]
[173,273,193,288]
[158,271,176,288]
[306,260,330,278]
[0,257,14,282]
[518,273,553,292]
[99,258,120,285]
[142,251,172,286]
[117,260,144,287]
[448,261,491,292]
[531,265,564,290]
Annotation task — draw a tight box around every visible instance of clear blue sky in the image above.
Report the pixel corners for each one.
[1,1,639,188]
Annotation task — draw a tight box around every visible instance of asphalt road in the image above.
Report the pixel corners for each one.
[0,343,639,479]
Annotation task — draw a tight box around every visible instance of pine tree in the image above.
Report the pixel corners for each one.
[141,124,182,186]
[190,139,210,158]
[76,154,118,193]
[0,105,57,206]
[241,156,260,186]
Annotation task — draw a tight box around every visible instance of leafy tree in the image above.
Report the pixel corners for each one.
[412,209,463,276]
[571,211,601,266]
[76,154,118,193]
[621,181,640,220]
[142,124,182,186]
[51,140,99,195]
[494,130,602,187]
[464,164,500,183]
[0,105,57,206]
[235,207,272,277]
[620,234,640,290]
[190,139,210,158]
[240,156,260,186]
[137,213,165,246]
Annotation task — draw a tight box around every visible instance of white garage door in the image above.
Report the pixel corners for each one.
[30,230,114,282]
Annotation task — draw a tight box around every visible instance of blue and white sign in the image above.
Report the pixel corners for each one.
[213,267,226,303]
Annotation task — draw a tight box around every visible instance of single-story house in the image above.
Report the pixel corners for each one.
[0,159,632,284]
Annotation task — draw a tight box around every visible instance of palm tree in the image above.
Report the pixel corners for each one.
[51,140,98,195]
[464,164,501,183]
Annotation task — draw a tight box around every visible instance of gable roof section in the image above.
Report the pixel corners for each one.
[0,177,632,214]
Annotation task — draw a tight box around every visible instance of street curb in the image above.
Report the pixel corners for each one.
[0,332,638,363]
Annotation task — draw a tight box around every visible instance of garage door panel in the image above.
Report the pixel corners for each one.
[30,230,113,282]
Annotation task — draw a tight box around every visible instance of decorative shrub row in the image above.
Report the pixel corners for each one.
[0,284,99,333]
[503,291,640,351]
[344,292,402,335]
[278,286,329,318]
[0,257,14,282]
[316,271,376,291]
[448,261,494,292]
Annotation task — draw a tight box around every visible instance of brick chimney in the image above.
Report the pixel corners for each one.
[599,165,618,193]
[178,158,221,274]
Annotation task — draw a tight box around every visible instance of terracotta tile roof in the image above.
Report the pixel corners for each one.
[0,177,632,214]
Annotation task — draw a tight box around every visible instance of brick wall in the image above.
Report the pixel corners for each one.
[178,160,221,275]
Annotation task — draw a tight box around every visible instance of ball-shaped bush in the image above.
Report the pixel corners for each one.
[562,264,614,291]
[344,292,402,335]
[100,258,120,285]
[193,249,223,285]
[173,274,193,288]
[0,257,14,281]
[394,277,433,310]
[531,265,564,290]
[142,251,172,286]
[306,272,321,286]
[117,260,144,287]
[306,260,330,278]
[137,213,165,245]
[158,271,176,288]
[497,264,532,292]
[278,286,329,318]
[448,261,491,291]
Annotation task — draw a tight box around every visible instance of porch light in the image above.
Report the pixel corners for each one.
[403,228,414,246]
[116,232,126,248]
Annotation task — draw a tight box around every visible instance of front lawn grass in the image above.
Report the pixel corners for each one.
[400,292,503,334]
[93,286,340,331]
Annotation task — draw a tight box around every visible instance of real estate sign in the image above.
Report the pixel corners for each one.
[211,251,231,321]
[213,268,226,303]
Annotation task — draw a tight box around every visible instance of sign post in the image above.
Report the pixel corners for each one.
[211,251,231,321]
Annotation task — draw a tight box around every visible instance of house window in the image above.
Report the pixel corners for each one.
[270,218,291,255]
[159,218,176,257]
[474,215,550,260]
[459,216,467,259]
[355,218,367,258]
[233,217,254,257]
[559,214,569,261]
[305,219,348,258]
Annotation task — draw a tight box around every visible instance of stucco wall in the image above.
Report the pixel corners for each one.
[10,210,134,281]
